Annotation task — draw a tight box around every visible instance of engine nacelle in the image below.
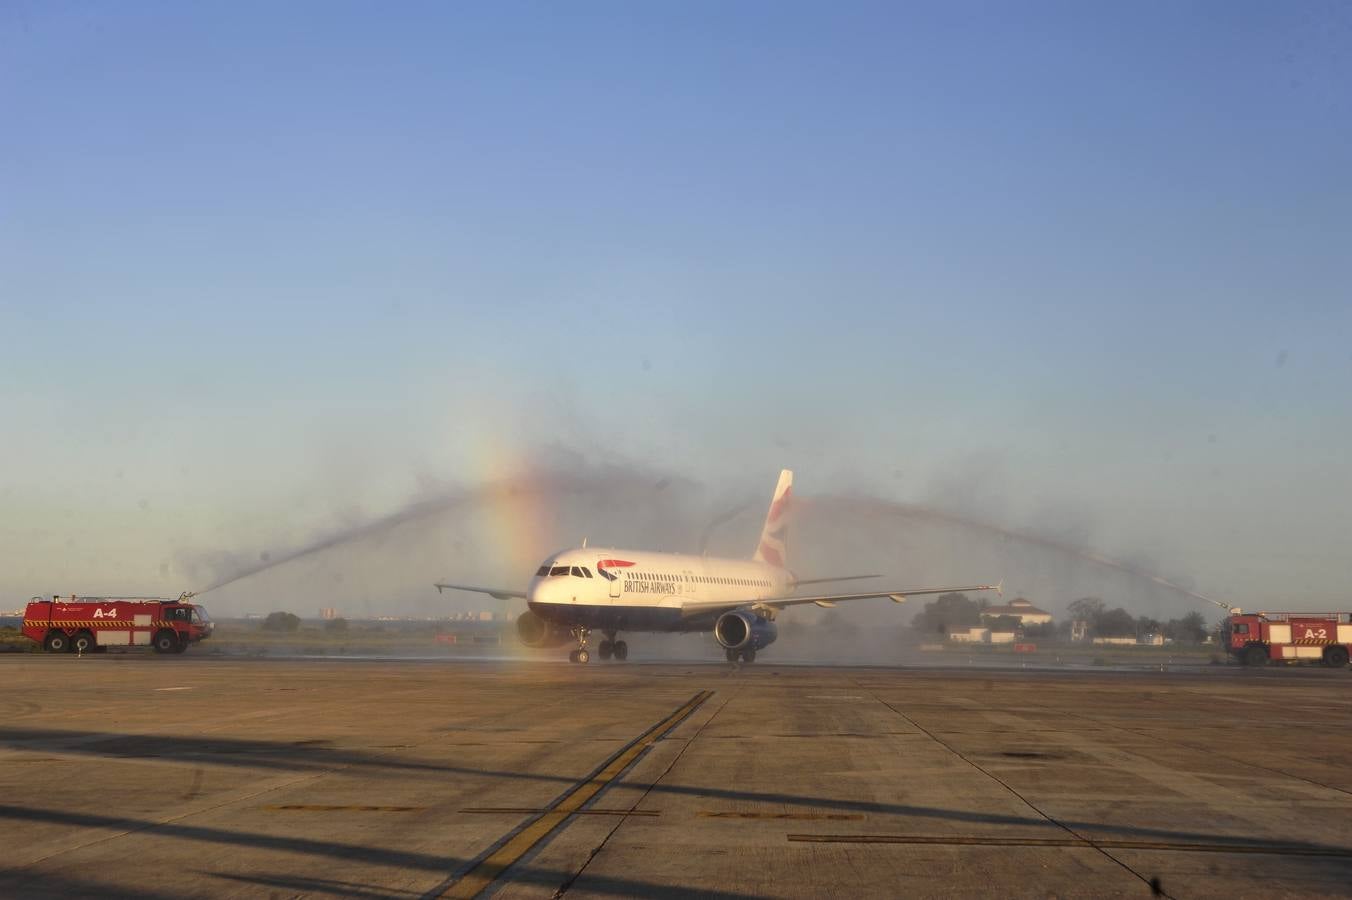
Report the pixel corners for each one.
[516,610,574,648]
[714,610,778,651]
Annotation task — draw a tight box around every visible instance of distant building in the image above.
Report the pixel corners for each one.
[980,598,1052,626]
[1092,636,1137,646]
[319,607,337,620]
[948,626,1018,644]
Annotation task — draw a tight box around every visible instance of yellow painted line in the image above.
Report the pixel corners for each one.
[263,804,425,812]
[459,807,660,817]
[437,690,713,899]
[786,834,1352,858]
[699,811,863,821]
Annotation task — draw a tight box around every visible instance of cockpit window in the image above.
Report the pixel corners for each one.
[550,566,569,576]
[536,565,550,577]
[580,567,592,578]
[570,566,584,577]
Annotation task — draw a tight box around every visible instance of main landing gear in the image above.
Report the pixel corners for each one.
[725,647,756,664]
[568,628,628,663]
[599,630,628,662]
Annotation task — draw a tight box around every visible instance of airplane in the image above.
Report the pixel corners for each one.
[435,469,1001,663]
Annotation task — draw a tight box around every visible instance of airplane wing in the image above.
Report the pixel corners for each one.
[682,581,1001,620]
[434,583,528,601]
[762,582,1001,611]
[791,574,882,586]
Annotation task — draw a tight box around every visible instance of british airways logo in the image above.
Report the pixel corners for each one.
[596,559,635,582]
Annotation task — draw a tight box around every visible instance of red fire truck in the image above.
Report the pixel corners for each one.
[22,594,214,655]
[1222,611,1352,668]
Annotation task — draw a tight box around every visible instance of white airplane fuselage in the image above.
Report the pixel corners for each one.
[436,469,998,662]
[527,548,795,632]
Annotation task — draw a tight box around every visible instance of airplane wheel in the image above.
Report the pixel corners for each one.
[598,640,613,660]
[576,648,590,664]
[740,649,756,664]
[613,640,628,661]
[725,648,738,663]
[568,650,579,663]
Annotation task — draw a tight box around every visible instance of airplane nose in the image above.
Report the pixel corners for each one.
[527,578,557,605]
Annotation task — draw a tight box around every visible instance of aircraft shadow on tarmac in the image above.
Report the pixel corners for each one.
[3,726,1352,873]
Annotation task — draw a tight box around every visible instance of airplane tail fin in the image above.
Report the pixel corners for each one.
[752,469,793,567]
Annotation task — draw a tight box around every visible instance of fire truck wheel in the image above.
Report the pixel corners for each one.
[1325,646,1349,669]
[44,632,69,653]
[152,631,181,654]
[1243,645,1268,667]
[72,631,95,654]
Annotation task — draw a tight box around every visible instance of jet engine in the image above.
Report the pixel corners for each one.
[713,610,778,651]
[516,610,574,648]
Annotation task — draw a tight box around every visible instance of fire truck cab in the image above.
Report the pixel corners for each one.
[1222,611,1352,668]
[22,594,214,655]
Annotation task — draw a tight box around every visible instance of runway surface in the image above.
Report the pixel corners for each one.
[1,656,1350,898]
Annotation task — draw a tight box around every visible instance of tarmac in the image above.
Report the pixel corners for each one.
[1,655,1350,899]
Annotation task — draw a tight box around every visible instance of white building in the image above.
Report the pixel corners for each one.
[948,626,1018,644]
[980,598,1053,626]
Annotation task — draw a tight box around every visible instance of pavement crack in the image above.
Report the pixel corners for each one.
[553,687,739,899]
[858,679,1176,900]
[430,690,716,900]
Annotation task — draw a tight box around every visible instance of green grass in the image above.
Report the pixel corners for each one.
[0,621,509,656]
[916,639,1220,666]
[197,621,508,655]
[0,626,41,652]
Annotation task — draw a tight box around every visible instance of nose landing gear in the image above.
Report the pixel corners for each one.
[568,626,591,664]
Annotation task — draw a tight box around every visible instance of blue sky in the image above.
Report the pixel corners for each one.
[2,2,1349,612]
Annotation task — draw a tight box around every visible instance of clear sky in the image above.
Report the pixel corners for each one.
[2,2,1349,614]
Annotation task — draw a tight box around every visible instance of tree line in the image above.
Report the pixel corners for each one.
[910,593,1211,644]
